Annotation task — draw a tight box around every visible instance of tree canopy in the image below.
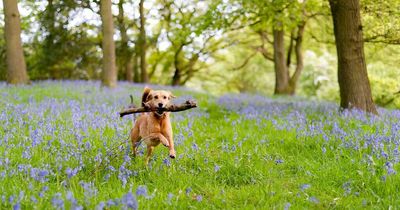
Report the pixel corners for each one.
[0,0,399,108]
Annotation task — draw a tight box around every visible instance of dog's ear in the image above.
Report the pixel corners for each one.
[142,87,152,107]
[168,91,176,99]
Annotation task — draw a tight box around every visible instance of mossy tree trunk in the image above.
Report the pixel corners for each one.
[329,0,377,114]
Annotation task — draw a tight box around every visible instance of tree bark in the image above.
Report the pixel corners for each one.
[329,0,377,114]
[120,100,197,118]
[3,0,29,84]
[273,28,290,94]
[138,0,149,83]
[117,0,133,82]
[288,23,305,94]
[171,45,184,86]
[132,47,140,83]
[100,0,117,87]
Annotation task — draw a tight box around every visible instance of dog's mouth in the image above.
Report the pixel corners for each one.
[154,108,165,116]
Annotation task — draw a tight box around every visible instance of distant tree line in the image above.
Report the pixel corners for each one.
[2,0,399,114]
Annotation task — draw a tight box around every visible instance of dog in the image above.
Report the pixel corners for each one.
[130,87,176,165]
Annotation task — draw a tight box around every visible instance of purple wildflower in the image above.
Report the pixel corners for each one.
[185,187,192,196]
[167,193,174,201]
[196,195,203,202]
[107,199,117,207]
[214,164,221,172]
[13,203,21,210]
[163,158,171,167]
[300,184,311,191]
[309,196,319,204]
[385,161,396,175]
[136,185,148,197]
[51,193,64,209]
[192,143,199,151]
[66,167,78,179]
[284,202,291,210]
[96,202,106,210]
[121,192,138,210]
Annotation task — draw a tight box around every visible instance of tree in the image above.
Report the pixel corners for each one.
[269,22,305,95]
[328,0,377,114]
[157,0,229,86]
[100,0,117,87]
[138,0,148,83]
[3,0,29,84]
[116,0,134,82]
[238,0,312,95]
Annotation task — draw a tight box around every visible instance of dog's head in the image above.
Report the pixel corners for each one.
[142,87,175,109]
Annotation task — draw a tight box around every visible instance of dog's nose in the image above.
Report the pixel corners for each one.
[158,103,163,108]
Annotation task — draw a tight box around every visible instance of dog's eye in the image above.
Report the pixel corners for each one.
[163,96,167,99]
[154,96,158,99]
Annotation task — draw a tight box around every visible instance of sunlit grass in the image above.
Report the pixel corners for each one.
[0,81,399,209]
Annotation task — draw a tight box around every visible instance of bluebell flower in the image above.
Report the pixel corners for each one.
[96,202,106,210]
[51,193,64,209]
[300,184,311,191]
[31,196,37,203]
[185,187,192,195]
[9,195,14,203]
[121,192,138,210]
[385,161,396,175]
[284,202,291,210]
[196,195,202,202]
[66,167,78,179]
[13,203,21,210]
[107,199,116,207]
[163,158,171,167]
[192,143,199,151]
[167,193,174,201]
[214,164,220,172]
[136,185,148,197]
[309,196,319,204]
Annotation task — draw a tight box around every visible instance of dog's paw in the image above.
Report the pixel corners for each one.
[169,151,176,159]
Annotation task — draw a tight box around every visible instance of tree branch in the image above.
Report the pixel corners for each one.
[231,51,258,70]
[119,100,197,117]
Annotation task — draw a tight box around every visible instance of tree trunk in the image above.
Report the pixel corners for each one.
[288,23,305,95]
[273,28,290,94]
[117,0,133,82]
[100,0,117,87]
[171,68,181,86]
[125,60,133,82]
[172,45,184,86]
[329,0,377,114]
[133,48,140,83]
[138,0,148,83]
[3,0,29,84]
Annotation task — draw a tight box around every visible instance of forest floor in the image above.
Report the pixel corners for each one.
[0,81,399,209]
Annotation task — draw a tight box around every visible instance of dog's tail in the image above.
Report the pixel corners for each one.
[141,87,152,107]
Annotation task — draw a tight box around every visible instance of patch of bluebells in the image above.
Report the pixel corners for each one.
[218,94,400,176]
[1,81,400,207]
[0,81,210,208]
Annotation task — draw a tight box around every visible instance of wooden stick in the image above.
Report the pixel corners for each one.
[119,100,197,118]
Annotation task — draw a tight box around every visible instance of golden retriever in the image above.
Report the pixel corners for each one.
[130,87,176,165]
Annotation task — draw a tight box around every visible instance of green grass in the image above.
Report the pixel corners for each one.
[0,81,399,209]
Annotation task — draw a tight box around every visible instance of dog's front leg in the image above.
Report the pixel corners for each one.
[163,126,176,159]
[143,133,169,147]
[145,146,154,165]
